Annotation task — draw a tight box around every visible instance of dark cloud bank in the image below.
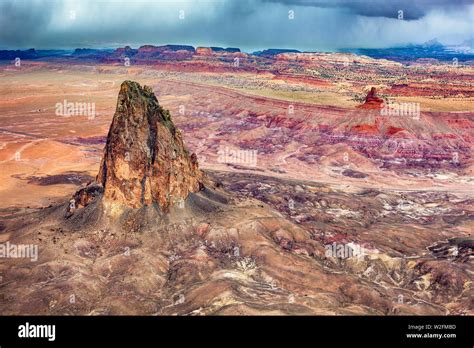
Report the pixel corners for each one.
[0,0,472,51]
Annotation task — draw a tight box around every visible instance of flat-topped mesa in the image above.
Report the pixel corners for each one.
[96,80,202,210]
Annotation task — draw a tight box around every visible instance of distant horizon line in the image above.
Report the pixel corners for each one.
[1,40,472,55]
[0,46,329,54]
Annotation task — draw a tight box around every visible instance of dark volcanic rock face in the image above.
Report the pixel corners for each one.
[97,81,202,210]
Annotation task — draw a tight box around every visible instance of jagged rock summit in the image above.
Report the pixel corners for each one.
[97,80,203,211]
[67,81,203,216]
[357,87,384,109]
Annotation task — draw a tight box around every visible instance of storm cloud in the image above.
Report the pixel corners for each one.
[0,0,472,51]
[265,0,474,20]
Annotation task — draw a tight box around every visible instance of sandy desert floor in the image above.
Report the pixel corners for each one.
[0,62,472,209]
[0,60,472,315]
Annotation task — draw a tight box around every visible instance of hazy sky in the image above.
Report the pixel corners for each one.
[0,0,473,51]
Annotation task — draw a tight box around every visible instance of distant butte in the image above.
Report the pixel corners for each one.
[357,87,384,109]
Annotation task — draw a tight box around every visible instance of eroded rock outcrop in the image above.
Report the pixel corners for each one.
[97,81,203,211]
[358,87,384,109]
[196,47,213,55]
[67,81,203,215]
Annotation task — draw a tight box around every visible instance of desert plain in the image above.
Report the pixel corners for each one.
[0,48,472,315]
